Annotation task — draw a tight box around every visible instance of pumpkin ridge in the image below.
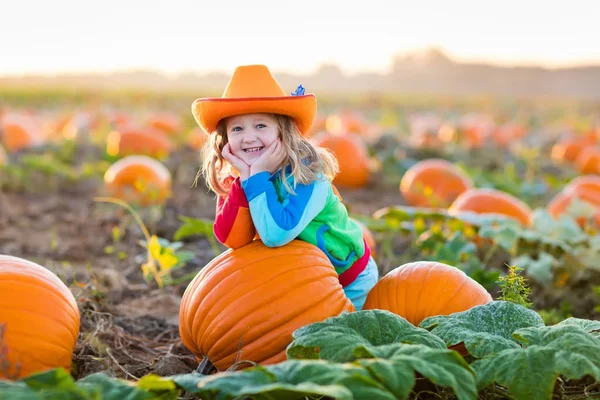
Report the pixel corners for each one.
[2,328,76,356]
[211,275,346,365]
[0,308,79,344]
[2,347,71,375]
[413,263,436,324]
[0,279,80,324]
[204,268,339,359]
[193,255,332,341]
[429,271,469,316]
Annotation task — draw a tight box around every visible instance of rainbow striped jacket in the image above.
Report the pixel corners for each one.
[213,168,369,283]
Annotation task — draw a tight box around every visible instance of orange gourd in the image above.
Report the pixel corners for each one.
[104,155,172,206]
[1,113,44,152]
[400,159,473,208]
[106,126,174,159]
[312,132,370,188]
[448,188,533,226]
[0,255,80,380]
[362,261,492,326]
[574,146,600,174]
[179,240,355,372]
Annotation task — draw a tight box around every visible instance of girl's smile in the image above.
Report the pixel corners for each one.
[225,113,279,166]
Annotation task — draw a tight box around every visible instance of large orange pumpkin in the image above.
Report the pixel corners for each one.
[104,155,172,206]
[179,240,355,372]
[312,132,370,188]
[106,126,174,159]
[400,159,473,208]
[448,188,533,226]
[0,255,80,380]
[362,261,492,326]
[574,146,600,174]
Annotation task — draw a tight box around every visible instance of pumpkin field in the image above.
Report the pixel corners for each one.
[2,88,600,400]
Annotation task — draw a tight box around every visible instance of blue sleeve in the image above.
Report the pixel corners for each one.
[241,171,329,247]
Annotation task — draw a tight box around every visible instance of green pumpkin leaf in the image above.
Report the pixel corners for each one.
[473,324,600,400]
[419,301,544,358]
[354,344,477,400]
[171,349,477,400]
[0,368,177,400]
[171,362,356,400]
[510,252,556,285]
[554,317,600,332]
[287,310,446,363]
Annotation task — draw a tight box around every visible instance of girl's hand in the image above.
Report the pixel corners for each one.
[250,139,286,176]
[222,143,250,181]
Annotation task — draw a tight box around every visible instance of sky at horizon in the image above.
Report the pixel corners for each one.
[1,0,599,77]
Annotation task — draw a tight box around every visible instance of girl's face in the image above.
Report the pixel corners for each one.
[225,113,280,166]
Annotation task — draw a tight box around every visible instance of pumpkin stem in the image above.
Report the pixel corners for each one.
[196,357,216,375]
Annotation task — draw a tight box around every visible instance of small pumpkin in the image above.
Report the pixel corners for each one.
[104,155,172,206]
[400,159,473,208]
[0,255,80,380]
[1,113,44,152]
[187,127,208,151]
[362,261,492,327]
[547,188,600,227]
[106,126,174,159]
[564,175,600,195]
[179,240,355,372]
[147,113,182,135]
[551,138,592,164]
[448,188,533,226]
[325,111,369,136]
[312,132,370,188]
[574,146,600,174]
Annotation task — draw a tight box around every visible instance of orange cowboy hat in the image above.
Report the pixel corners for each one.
[191,64,317,136]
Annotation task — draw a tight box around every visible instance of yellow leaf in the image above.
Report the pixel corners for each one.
[148,235,162,259]
[414,217,426,232]
[157,249,178,271]
[463,225,476,238]
[431,223,443,235]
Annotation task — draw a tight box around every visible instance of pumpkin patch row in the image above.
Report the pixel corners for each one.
[1,240,491,379]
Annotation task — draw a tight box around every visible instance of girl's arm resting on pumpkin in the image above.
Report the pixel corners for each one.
[213,177,257,249]
[241,171,328,247]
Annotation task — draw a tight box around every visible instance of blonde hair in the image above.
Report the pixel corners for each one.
[198,114,339,197]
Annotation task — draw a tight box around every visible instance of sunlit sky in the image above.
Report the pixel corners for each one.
[1,0,599,77]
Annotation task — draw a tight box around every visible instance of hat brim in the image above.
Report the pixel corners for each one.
[191,94,317,136]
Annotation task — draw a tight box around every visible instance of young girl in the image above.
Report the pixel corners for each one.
[192,64,378,310]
